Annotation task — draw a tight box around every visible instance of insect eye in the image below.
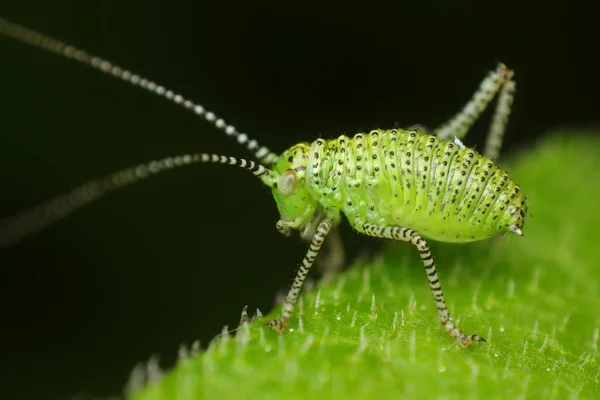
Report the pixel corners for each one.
[278,170,297,196]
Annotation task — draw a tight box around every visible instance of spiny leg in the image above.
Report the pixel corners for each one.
[356,221,485,347]
[267,219,332,332]
[435,63,514,143]
[483,72,516,160]
[300,208,345,278]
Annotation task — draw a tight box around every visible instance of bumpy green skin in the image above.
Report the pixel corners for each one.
[272,128,527,242]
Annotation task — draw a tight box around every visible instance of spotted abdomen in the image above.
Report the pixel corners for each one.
[306,129,527,243]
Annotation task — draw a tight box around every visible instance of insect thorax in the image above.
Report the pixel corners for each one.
[273,129,527,243]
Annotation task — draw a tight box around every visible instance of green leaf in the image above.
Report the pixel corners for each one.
[130,133,600,400]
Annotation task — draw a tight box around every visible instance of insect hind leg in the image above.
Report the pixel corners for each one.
[435,64,515,156]
[355,220,485,347]
[483,70,516,160]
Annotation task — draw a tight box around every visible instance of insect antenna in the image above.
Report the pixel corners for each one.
[0,153,278,250]
[0,17,279,166]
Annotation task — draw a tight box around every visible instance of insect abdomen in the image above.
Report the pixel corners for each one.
[306,129,526,243]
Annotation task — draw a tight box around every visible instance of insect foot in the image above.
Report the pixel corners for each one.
[266,319,286,333]
[458,333,486,348]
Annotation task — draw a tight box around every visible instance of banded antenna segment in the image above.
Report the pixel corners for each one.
[0,152,278,249]
[0,17,279,166]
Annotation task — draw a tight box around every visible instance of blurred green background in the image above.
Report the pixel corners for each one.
[0,1,598,399]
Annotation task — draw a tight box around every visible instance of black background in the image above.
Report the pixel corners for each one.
[0,1,597,399]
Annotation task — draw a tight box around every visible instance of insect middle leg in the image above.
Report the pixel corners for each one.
[435,63,515,158]
[355,220,485,347]
[267,219,333,332]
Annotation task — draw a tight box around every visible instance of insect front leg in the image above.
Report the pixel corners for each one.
[435,63,515,146]
[355,220,485,348]
[300,208,345,277]
[267,219,333,332]
[276,221,292,237]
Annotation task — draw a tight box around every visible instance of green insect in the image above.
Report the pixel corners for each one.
[0,18,526,347]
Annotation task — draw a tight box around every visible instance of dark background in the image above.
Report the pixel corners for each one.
[0,1,597,399]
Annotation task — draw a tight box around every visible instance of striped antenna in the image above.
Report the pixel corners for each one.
[0,17,279,166]
[0,153,278,249]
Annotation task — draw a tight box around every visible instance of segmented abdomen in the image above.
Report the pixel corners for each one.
[306,129,526,243]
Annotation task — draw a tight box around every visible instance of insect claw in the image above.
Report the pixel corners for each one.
[458,333,486,348]
[266,319,285,333]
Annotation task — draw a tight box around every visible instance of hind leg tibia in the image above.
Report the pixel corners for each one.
[353,219,485,347]
[435,63,514,147]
